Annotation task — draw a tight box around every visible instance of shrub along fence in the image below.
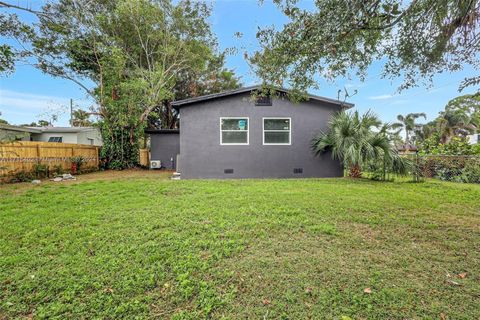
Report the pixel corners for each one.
[0,141,99,182]
[411,154,480,183]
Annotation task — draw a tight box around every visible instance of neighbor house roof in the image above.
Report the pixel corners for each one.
[25,126,98,133]
[0,124,42,134]
[171,85,355,109]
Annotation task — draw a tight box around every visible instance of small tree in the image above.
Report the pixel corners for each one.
[312,110,409,178]
[72,110,93,127]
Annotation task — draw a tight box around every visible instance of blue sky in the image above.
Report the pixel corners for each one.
[0,0,476,126]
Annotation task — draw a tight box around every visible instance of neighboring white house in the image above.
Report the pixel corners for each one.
[0,124,103,146]
[27,127,103,146]
[467,133,479,145]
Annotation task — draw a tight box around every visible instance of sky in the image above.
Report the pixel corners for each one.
[0,0,477,127]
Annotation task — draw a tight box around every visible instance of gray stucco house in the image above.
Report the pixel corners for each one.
[146,85,353,179]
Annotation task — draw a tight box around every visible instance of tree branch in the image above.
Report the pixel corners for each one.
[0,1,50,18]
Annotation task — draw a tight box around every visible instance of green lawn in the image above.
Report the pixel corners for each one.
[1,172,479,319]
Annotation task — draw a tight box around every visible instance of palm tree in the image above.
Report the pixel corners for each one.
[312,110,409,178]
[391,113,427,145]
[436,109,477,143]
[72,110,93,127]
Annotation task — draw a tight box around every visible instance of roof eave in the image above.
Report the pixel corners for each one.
[171,85,354,109]
[0,124,42,133]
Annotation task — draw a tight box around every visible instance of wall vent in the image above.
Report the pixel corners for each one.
[224,169,234,174]
[293,168,303,174]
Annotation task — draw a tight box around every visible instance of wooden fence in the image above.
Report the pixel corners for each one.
[139,148,150,167]
[0,141,99,177]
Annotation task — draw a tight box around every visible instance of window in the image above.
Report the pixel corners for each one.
[48,137,62,143]
[87,138,94,145]
[263,118,291,145]
[220,117,249,145]
[255,95,272,106]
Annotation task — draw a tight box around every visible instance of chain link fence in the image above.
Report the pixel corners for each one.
[409,154,480,183]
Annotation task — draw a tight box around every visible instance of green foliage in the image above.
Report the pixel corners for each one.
[251,1,479,93]
[460,161,480,183]
[312,110,410,177]
[0,8,35,75]
[1,173,480,318]
[419,136,480,155]
[33,163,49,179]
[147,52,241,129]
[8,169,34,182]
[99,124,140,170]
[445,94,480,125]
[52,164,64,176]
[391,113,426,144]
[0,43,14,74]
[412,94,479,146]
[0,111,8,125]
[72,109,93,127]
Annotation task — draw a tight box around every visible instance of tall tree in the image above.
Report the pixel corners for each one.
[1,0,239,168]
[444,94,480,127]
[414,94,480,144]
[391,112,427,144]
[436,108,477,143]
[147,52,241,129]
[251,0,479,93]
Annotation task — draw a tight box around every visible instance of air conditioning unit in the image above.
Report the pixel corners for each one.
[150,160,161,169]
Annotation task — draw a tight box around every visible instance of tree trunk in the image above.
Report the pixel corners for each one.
[349,164,362,178]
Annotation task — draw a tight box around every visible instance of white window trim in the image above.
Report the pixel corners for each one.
[263,117,292,145]
[220,117,249,145]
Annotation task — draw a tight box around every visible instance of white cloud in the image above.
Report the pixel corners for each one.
[344,83,365,89]
[369,94,393,100]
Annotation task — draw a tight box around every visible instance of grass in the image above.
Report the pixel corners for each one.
[1,171,479,319]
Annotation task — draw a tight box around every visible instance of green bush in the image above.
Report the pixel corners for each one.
[416,156,480,183]
[52,164,64,176]
[33,163,49,179]
[419,136,480,155]
[9,170,34,183]
[459,161,480,183]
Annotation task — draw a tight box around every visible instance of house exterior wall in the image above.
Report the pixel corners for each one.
[31,132,79,144]
[77,129,103,146]
[178,92,343,179]
[150,133,180,170]
[467,133,479,145]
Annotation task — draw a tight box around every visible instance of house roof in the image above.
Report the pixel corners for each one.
[25,126,98,133]
[171,85,355,109]
[0,124,42,133]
